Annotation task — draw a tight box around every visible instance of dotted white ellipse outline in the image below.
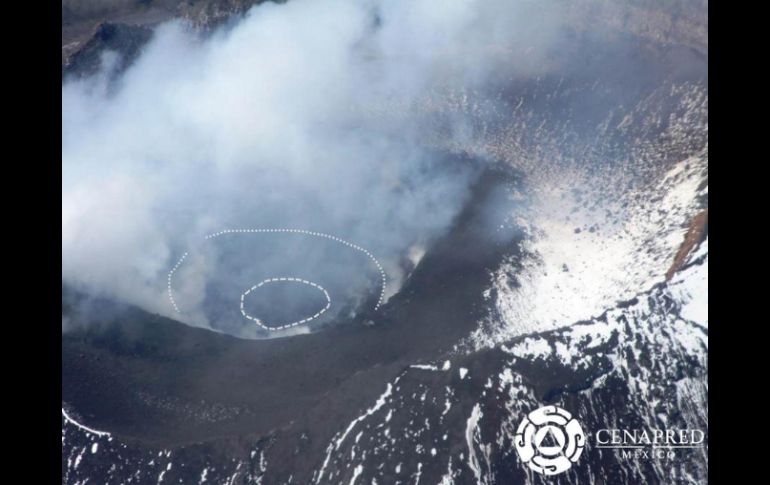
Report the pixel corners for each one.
[62,406,111,437]
[240,277,331,330]
[167,229,388,332]
[167,251,188,314]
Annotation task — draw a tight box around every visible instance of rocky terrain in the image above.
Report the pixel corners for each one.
[62,0,268,66]
[63,239,708,483]
[61,0,708,483]
[62,0,707,73]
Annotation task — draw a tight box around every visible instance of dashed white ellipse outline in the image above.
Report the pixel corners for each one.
[240,277,331,330]
[167,229,387,331]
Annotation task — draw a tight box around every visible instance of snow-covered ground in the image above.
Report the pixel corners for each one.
[471,153,707,347]
[668,239,708,328]
[304,249,708,483]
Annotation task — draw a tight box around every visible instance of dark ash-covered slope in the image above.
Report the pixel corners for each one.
[61,1,707,484]
[62,166,526,446]
[63,247,707,484]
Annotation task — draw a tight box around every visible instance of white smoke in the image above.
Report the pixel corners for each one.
[62,0,566,335]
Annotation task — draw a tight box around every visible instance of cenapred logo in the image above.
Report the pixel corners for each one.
[514,405,586,476]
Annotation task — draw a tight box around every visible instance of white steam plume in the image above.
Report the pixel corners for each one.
[62,0,565,336]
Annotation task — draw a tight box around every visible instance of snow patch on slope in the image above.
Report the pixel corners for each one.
[473,154,707,347]
[669,239,708,327]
